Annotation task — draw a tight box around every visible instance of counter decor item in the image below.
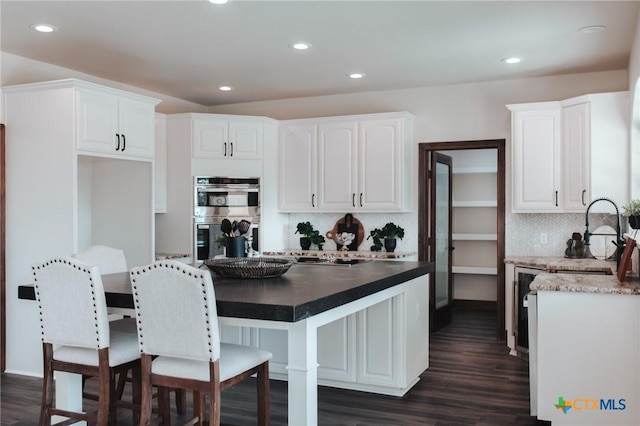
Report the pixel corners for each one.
[622,199,640,230]
[368,222,405,252]
[326,213,364,251]
[565,232,586,258]
[617,237,636,282]
[295,221,325,250]
[204,257,293,279]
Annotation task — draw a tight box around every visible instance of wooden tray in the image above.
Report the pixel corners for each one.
[325,214,365,250]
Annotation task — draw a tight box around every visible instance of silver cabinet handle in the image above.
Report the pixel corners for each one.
[352,193,356,207]
[360,193,363,207]
[312,193,315,207]
[115,134,121,151]
[230,142,233,157]
[223,142,227,157]
[582,190,586,206]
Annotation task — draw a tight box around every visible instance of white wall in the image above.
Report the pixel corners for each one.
[628,9,640,200]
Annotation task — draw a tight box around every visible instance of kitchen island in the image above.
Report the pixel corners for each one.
[19,259,432,426]
[530,272,640,426]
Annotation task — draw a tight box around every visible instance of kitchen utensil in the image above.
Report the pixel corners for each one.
[221,219,232,237]
[326,214,364,250]
[238,219,251,235]
[589,225,617,260]
[231,220,239,236]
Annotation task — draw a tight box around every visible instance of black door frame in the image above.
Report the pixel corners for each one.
[418,139,506,341]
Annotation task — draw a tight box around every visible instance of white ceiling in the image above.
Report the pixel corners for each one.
[2,0,639,106]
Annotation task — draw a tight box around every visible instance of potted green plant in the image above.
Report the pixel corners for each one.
[295,221,325,250]
[622,199,640,229]
[367,222,405,252]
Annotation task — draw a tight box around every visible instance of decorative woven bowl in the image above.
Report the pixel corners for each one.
[204,257,293,279]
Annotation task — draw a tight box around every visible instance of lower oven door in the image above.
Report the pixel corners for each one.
[194,223,225,264]
[194,222,259,264]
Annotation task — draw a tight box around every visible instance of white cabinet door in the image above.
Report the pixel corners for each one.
[77,89,119,153]
[192,118,228,159]
[117,98,155,158]
[77,89,155,158]
[510,105,562,212]
[562,102,590,212]
[317,121,358,211]
[279,123,317,211]
[358,118,404,211]
[356,298,400,387]
[192,117,263,160]
[317,316,356,383]
[229,120,263,160]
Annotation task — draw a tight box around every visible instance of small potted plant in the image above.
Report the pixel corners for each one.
[622,199,640,229]
[367,222,405,252]
[295,221,325,250]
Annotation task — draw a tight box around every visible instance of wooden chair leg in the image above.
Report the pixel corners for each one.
[97,349,112,426]
[257,361,270,426]
[175,389,187,415]
[40,343,54,426]
[194,391,207,426]
[131,363,142,425]
[158,386,171,426]
[139,355,154,426]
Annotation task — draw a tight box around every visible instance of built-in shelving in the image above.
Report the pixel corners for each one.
[447,149,498,302]
[452,266,498,275]
[452,233,498,241]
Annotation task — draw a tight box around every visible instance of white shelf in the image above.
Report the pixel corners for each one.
[452,233,497,241]
[452,266,498,275]
[452,200,497,208]
[452,166,497,174]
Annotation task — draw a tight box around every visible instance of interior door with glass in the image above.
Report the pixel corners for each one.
[429,152,453,331]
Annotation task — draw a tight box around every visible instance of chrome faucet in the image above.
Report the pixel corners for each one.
[584,197,625,264]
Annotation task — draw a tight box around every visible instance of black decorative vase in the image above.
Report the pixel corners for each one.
[384,237,397,253]
[300,237,312,250]
[226,236,246,257]
[629,215,640,230]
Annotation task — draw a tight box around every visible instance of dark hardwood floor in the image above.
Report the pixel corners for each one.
[1,308,548,425]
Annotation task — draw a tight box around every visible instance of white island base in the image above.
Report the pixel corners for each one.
[535,290,640,425]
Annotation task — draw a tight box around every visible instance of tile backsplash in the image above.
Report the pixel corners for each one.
[506,212,621,257]
[286,211,623,260]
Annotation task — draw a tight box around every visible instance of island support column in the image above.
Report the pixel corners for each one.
[287,318,319,426]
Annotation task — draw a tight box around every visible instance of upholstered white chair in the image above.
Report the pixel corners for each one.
[32,256,141,425]
[130,260,272,426]
[73,245,187,414]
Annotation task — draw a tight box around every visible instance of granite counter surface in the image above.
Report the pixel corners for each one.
[531,272,640,295]
[504,256,615,273]
[263,249,415,260]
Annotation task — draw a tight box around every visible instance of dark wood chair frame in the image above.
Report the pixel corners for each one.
[41,343,141,426]
[139,354,270,426]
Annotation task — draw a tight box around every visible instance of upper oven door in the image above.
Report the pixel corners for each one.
[194,186,260,221]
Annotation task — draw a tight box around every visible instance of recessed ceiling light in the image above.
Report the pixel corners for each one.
[501,57,522,64]
[31,24,57,33]
[579,25,606,34]
[208,0,229,4]
[348,73,366,79]
[219,86,233,91]
[291,42,312,50]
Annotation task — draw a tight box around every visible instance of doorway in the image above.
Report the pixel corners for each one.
[418,140,505,340]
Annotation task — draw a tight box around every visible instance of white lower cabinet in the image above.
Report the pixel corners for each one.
[222,275,429,396]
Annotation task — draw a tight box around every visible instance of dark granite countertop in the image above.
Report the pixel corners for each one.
[19,260,433,322]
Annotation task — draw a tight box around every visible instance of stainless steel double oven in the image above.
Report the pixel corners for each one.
[193,176,260,263]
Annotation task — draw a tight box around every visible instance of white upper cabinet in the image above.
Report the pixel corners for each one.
[279,112,414,213]
[508,92,629,213]
[77,87,157,159]
[279,123,318,210]
[192,116,263,160]
[508,103,563,212]
[561,92,630,213]
[317,120,358,211]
